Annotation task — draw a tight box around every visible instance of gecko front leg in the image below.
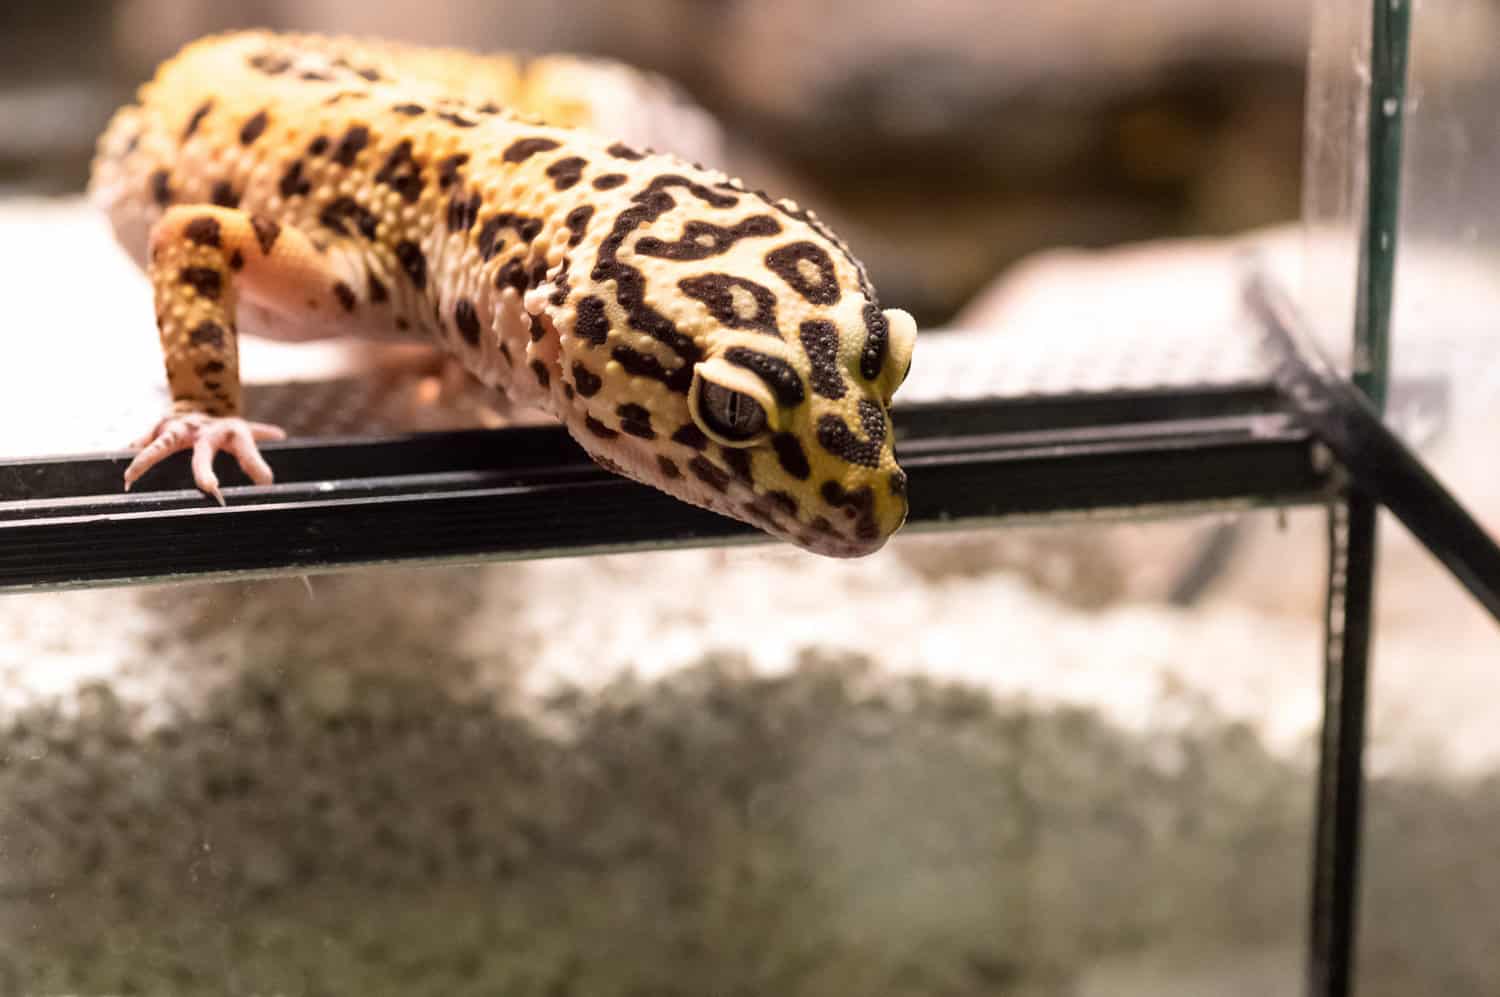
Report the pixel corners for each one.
[127,205,356,501]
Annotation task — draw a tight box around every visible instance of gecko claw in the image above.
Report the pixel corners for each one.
[125,413,286,500]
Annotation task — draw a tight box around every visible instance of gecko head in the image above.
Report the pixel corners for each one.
[545,276,916,556]
[674,302,916,556]
[537,173,916,556]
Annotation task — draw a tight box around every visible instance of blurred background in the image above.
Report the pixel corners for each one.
[1,0,1309,323]
[4,2,1500,996]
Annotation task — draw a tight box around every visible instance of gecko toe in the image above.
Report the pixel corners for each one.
[226,427,276,485]
[124,413,286,500]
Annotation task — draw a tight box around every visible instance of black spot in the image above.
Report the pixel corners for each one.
[724,348,805,407]
[672,423,709,451]
[299,69,333,82]
[721,446,753,482]
[743,499,779,526]
[545,157,587,191]
[333,281,357,312]
[476,217,506,260]
[563,384,576,400]
[447,191,481,233]
[189,320,227,349]
[616,403,655,440]
[495,258,528,294]
[239,110,269,145]
[771,433,811,480]
[184,216,221,248]
[394,240,426,290]
[585,415,619,439]
[815,399,887,468]
[374,139,424,203]
[395,317,410,331]
[322,90,369,106]
[549,259,572,307]
[437,153,468,189]
[250,215,280,254]
[183,100,213,140]
[529,261,549,289]
[889,469,907,497]
[767,490,799,516]
[689,457,731,493]
[860,303,890,381]
[606,142,644,161]
[367,273,388,304]
[503,137,560,163]
[531,360,551,387]
[392,103,426,116]
[657,455,681,479]
[574,296,610,346]
[589,175,738,388]
[149,169,171,206]
[454,299,481,345]
[436,111,477,128]
[477,213,542,259]
[612,346,692,393]
[355,66,382,82]
[572,363,603,397]
[179,266,221,301]
[766,241,841,305]
[820,480,878,539]
[196,360,225,376]
[228,249,244,271]
[210,180,238,208]
[593,173,627,190]
[679,274,780,337]
[278,160,311,199]
[565,205,594,247]
[799,320,845,399]
[248,52,291,76]
[308,135,331,156]
[747,188,875,298]
[637,215,781,262]
[331,124,370,167]
[319,196,380,240]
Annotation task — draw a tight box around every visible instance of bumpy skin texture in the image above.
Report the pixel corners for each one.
[90,31,917,556]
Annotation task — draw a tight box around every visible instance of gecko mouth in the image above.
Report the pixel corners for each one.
[572,430,897,557]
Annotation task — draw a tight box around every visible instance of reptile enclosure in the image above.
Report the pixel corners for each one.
[2,3,1499,996]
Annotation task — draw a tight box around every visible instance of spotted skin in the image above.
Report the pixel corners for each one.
[90,31,917,556]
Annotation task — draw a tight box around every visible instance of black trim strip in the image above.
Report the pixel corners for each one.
[0,389,1330,592]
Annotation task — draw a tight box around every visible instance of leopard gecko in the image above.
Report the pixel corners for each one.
[90,31,916,557]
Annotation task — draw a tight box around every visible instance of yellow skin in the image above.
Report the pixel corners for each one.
[90,32,916,557]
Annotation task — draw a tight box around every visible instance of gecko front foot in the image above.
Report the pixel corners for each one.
[124,413,287,504]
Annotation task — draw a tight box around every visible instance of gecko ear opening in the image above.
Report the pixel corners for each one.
[690,357,778,446]
[882,308,917,398]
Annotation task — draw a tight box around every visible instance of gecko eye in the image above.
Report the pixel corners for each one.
[698,382,767,442]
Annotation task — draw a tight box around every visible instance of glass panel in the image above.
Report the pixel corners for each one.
[1384,0,1500,526]
[2,517,1321,993]
[1303,0,1500,502]
[1304,3,1500,993]
[1357,502,1500,997]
